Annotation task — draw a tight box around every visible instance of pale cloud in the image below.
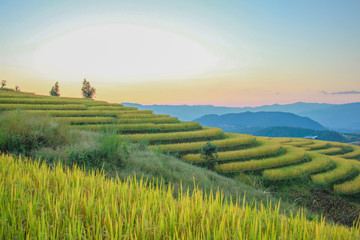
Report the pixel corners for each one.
[321,90,360,95]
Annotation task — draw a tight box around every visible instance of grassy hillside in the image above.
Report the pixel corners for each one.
[1,88,360,227]
[1,154,359,239]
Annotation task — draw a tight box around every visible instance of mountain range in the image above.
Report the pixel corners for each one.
[122,102,360,132]
[193,111,326,133]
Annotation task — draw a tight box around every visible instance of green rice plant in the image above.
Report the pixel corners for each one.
[183,140,281,163]
[262,152,333,180]
[152,133,255,154]
[117,116,180,124]
[311,157,356,185]
[314,147,343,155]
[71,122,202,133]
[88,106,138,110]
[119,127,224,144]
[1,154,359,239]
[0,104,87,111]
[54,116,116,125]
[215,147,305,173]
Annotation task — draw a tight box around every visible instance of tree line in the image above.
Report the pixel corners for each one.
[2,79,96,99]
[50,79,96,99]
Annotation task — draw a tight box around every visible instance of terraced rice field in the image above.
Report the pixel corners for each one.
[1,89,360,195]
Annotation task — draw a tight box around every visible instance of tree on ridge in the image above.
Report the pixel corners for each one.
[81,78,96,99]
[50,81,60,96]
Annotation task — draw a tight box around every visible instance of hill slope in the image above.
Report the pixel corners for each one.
[2,88,360,226]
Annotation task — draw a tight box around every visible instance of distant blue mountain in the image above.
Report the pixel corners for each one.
[122,102,360,132]
[193,112,327,133]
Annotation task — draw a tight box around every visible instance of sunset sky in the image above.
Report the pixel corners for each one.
[1,0,359,107]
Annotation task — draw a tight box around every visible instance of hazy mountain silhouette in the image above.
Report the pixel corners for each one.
[194,111,326,133]
[122,102,360,132]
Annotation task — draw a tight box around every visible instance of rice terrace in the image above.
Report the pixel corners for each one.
[0,87,360,239]
[1,0,360,239]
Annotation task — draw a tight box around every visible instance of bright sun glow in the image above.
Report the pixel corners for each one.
[32,24,223,81]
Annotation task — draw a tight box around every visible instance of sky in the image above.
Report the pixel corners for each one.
[0,0,359,107]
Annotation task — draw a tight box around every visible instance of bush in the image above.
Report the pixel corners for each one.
[200,142,218,170]
[0,111,71,156]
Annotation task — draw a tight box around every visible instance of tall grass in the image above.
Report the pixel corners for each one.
[0,111,71,156]
[1,154,359,239]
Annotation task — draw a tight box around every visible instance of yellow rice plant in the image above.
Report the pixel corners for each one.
[311,157,355,185]
[0,91,38,98]
[183,140,281,163]
[150,133,255,153]
[117,113,169,119]
[88,106,138,111]
[120,127,224,143]
[262,152,333,180]
[333,161,360,194]
[116,110,154,115]
[1,154,359,239]
[0,97,98,105]
[0,91,110,105]
[117,116,179,124]
[215,147,305,173]
[285,140,314,148]
[305,141,330,150]
[270,137,293,143]
[341,146,360,159]
[25,110,123,117]
[0,104,87,110]
[54,116,116,125]
[314,147,343,155]
[72,122,201,132]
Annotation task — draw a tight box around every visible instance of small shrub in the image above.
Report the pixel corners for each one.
[200,142,218,170]
[65,147,103,169]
